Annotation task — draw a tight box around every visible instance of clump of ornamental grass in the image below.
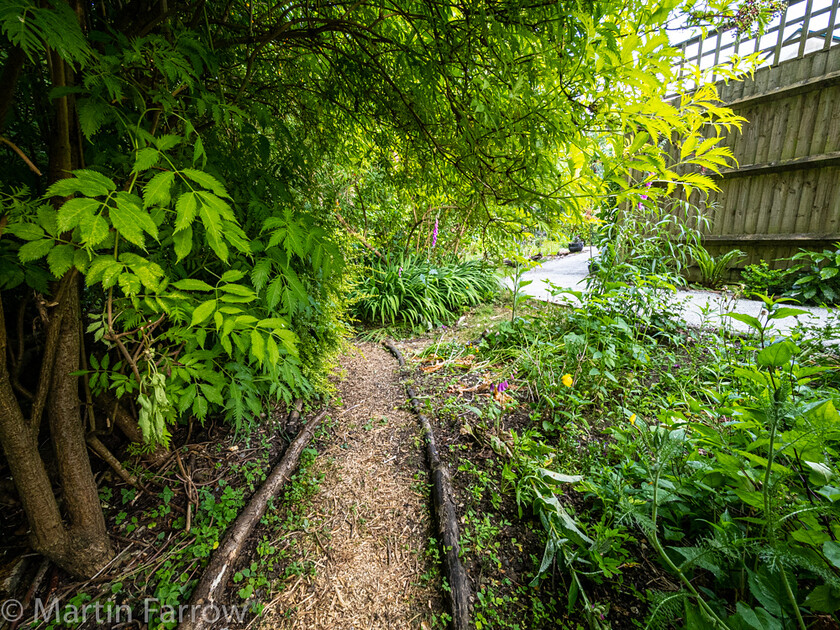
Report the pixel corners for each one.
[351,255,499,327]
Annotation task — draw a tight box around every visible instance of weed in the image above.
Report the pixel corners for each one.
[690,245,745,288]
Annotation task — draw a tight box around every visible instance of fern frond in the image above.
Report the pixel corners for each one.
[0,0,92,66]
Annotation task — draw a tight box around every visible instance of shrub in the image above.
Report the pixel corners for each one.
[786,243,840,305]
[351,255,498,327]
[740,260,792,297]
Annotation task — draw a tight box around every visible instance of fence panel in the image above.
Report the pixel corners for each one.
[669,4,840,272]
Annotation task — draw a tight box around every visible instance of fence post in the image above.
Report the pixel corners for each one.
[825,0,838,51]
[773,2,789,66]
[798,0,814,58]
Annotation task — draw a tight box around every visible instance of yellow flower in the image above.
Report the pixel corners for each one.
[629,414,637,425]
[561,374,573,388]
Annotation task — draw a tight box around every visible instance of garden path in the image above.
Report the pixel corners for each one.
[514,250,837,339]
[258,342,442,630]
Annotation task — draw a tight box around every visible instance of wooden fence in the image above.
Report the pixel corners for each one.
[669,0,840,272]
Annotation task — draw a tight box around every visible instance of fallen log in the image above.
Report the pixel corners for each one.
[178,406,326,630]
[384,339,471,630]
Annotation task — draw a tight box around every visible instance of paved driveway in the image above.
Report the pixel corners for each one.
[509,250,838,339]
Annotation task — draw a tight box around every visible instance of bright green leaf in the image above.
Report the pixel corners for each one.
[133,147,159,173]
[756,340,799,368]
[57,197,100,232]
[18,239,54,262]
[191,299,217,326]
[173,278,214,292]
[143,171,175,208]
[47,244,75,277]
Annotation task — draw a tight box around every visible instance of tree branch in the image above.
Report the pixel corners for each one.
[0,137,43,176]
[86,434,140,487]
[28,273,77,432]
[105,289,143,386]
[334,208,385,260]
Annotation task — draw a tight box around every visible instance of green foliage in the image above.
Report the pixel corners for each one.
[351,256,498,328]
[786,243,840,305]
[593,197,709,287]
[0,0,92,65]
[690,244,745,288]
[0,0,775,450]
[1,19,353,444]
[5,154,345,442]
[596,297,840,629]
[505,252,539,324]
[454,278,840,628]
[448,277,686,622]
[0,0,798,589]
[740,260,792,297]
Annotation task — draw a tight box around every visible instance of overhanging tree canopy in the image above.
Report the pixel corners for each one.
[0,0,752,577]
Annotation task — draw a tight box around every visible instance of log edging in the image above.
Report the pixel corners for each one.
[179,405,326,630]
[383,339,471,630]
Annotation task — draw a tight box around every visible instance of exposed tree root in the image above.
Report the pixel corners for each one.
[383,339,472,630]
[178,405,326,630]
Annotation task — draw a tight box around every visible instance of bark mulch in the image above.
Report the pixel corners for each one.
[257,341,444,630]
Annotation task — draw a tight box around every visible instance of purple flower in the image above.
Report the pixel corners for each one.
[398,266,403,277]
[496,380,510,393]
[432,218,439,248]
[641,194,648,200]
[637,202,643,210]
[645,181,652,188]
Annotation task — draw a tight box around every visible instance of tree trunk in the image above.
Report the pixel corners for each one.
[0,301,70,563]
[0,290,113,579]
[47,49,74,182]
[41,34,113,574]
[46,272,113,574]
[0,46,25,132]
[0,19,114,576]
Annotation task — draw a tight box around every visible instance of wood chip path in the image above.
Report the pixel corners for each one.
[257,342,444,629]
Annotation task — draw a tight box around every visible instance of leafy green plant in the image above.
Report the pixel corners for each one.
[690,244,745,288]
[786,243,840,305]
[740,260,791,297]
[506,252,538,324]
[455,277,840,628]
[581,298,840,629]
[7,167,341,441]
[351,255,498,327]
[594,196,710,287]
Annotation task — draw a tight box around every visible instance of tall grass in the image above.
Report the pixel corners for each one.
[690,245,745,288]
[351,255,499,327]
